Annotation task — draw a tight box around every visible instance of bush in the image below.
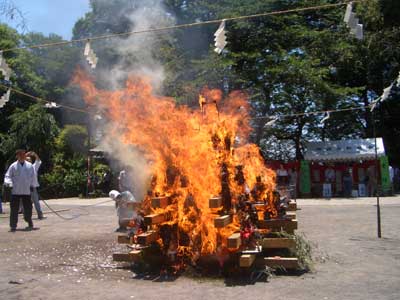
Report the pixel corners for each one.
[41,155,87,198]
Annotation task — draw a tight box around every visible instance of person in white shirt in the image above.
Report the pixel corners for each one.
[118,168,132,192]
[276,164,288,186]
[109,190,141,232]
[26,151,44,220]
[4,149,35,232]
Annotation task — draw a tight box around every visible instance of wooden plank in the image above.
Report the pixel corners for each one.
[214,215,231,228]
[285,211,296,220]
[151,197,170,208]
[113,250,143,262]
[144,213,165,226]
[209,197,222,208]
[239,254,255,267]
[287,201,297,211]
[242,245,262,254]
[258,219,298,233]
[117,235,132,244]
[264,257,299,270]
[260,238,296,249]
[137,231,159,245]
[227,232,241,249]
[128,250,142,262]
[113,253,130,262]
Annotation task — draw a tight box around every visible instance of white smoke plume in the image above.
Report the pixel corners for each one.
[90,0,175,199]
[98,0,175,91]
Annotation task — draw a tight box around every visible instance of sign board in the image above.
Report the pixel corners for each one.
[300,160,311,194]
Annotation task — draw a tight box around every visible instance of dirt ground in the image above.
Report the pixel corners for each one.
[0,196,399,300]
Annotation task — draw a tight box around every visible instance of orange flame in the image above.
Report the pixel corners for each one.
[73,68,276,257]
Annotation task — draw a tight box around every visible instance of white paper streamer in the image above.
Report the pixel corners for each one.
[83,41,98,69]
[344,2,353,23]
[320,112,330,124]
[265,117,278,127]
[214,20,227,54]
[44,102,60,108]
[0,89,11,108]
[0,51,12,80]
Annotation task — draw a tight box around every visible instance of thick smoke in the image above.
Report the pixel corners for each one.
[97,125,152,201]
[99,0,175,91]
[90,0,176,199]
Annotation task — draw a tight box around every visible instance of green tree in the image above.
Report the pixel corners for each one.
[0,104,59,170]
[41,125,88,197]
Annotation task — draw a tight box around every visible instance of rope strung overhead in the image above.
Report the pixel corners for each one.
[0,81,374,122]
[0,0,370,115]
[0,1,363,54]
[0,83,88,114]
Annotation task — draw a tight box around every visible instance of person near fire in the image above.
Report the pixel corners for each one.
[109,189,142,232]
[276,164,288,186]
[26,151,44,220]
[118,168,132,193]
[4,149,35,232]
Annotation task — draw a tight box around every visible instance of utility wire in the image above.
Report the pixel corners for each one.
[0,1,362,53]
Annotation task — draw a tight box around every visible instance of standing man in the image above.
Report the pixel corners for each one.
[118,168,132,193]
[26,151,44,220]
[4,149,35,232]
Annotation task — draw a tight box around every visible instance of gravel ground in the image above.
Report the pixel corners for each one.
[0,197,399,300]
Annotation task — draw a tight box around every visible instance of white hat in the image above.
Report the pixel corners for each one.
[109,190,121,200]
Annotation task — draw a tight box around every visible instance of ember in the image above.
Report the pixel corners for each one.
[74,69,302,274]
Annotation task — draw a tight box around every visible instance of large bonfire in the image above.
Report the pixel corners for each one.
[73,69,278,264]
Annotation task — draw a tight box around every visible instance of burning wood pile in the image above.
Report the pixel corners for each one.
[73,70,305,277]
[114,195,299,275]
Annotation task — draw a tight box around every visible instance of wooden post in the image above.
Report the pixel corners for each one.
[151,197,170,208]
[137,231,159,245]
[227,232,241,249]
[264,257,299,270]
[113,250,142,262]
[144,213,166,226]
[285,211,296,220]
[239,254,256,267]
[258,219,298,234]
[214,215,231,228]
[209,197,222,208]
[260,238,296,249]
[287,201,297,211]
[117,235,132,244]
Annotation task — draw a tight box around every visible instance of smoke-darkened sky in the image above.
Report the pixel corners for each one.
[10,0,90,39]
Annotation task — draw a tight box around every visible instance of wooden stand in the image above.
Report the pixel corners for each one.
[239,254,255,267]
[209,197,222,208]
[113,250,142,263]
[264,257,299,270]
[214,215,231,228]
[260,238,296,249]
[258,219,298,234]
[151,197,170,208]
[117,235,132,244]
[137,231,159,245]
[144,213,166,226]
[227,232,241,249]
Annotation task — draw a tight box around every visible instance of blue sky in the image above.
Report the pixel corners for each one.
[10,0,90,39]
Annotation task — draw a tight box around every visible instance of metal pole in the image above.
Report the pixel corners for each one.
[86,114,92,197]
[372,109,382,238]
